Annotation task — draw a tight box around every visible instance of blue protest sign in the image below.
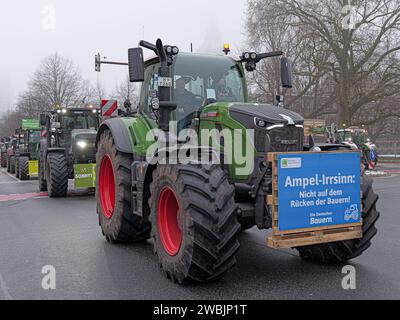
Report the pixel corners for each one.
[277,152,361,231]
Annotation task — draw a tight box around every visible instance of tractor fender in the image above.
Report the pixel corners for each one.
[96,118,133,154]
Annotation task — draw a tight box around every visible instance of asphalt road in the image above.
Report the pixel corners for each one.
[0,164,399,300]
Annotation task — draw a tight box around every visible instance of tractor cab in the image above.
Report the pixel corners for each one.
[38,105,101,197]
[139,53,247,132]
[42,106,101,161]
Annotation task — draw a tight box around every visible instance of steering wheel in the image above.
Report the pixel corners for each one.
[177,98,218,132]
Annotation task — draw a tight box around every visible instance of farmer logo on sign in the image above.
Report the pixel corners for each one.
[281,157,302,169]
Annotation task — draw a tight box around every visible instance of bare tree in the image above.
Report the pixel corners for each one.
[94,80,107,105]
[0,110,21,137]
[246,0,400,128]
[112,75,139,109]
[27,53,87,111]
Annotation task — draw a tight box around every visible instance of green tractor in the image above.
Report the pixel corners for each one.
[94,39,379,284]
[38,106,101,197]
[6,133,21,174]
[1,137,11,168]
[14,119,42,181]
[336,127,378,170]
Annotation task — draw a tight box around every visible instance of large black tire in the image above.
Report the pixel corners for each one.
[19,157,30,181]
[238,217,255,232]
[15,157,20,179]
[149,164,240,284]
[297,170,380,263]
[38,154,47,191]
[6,156,10,173]
[9,156,15,174]
[96,130,151,243]
[46,153,68,198]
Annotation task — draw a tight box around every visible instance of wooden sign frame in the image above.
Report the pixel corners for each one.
[266,152,363,249]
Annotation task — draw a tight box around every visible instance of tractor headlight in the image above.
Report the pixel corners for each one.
[77,140,88,149]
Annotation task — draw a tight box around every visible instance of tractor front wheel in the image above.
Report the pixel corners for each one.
[9,156,16,174]
[149,164,240,284]
[19,157,30,181]
[96,130,151,243]
[296,170,379,263]
[38,153,47,191]
[46,153,68,198]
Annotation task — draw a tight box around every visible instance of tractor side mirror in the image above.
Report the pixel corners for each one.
[281,57,293,89]
[39,114,47,126]
[128,47,145,82]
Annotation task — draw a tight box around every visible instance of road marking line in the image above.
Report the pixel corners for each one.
[0,273,13,300]
[0,192,48,203]
[5,172,19,181]
[0,181,25,185]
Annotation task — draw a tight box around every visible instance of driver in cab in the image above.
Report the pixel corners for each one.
[175,76,197,108]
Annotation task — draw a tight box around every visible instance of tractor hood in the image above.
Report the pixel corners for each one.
[229,103,304,127]
[228,103,305,153]
[71,129,97,164]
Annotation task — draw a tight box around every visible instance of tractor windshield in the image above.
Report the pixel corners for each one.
[172,54,246,122]
[60,111,99,131]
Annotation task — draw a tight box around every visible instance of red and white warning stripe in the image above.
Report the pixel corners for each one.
[101,100,118,117]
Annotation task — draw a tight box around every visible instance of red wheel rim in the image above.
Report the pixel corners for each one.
[158,186,182,256]
[99,155,116,219]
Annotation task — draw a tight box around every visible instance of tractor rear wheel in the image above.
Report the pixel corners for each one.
[6,157,10,172]
[46,153,68,198]
[96,130,151,243]
[296,170,379,263]
[38,153,47,191]
[19,157,30,181]
[9,156,15,174]
[149,164,240,284]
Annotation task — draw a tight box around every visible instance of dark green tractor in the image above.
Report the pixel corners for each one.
[39,106,101,197]
[6,134,20,174]
[94,39,379,284]
[1,137,11,168]
[14,120,42,181]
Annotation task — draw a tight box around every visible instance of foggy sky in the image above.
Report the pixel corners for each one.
[0,0,247,113]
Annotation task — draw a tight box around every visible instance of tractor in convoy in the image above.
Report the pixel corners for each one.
[336,127,378,170]
[38,105,101,197]
[1,137,11,168]
[14,119,42,180]
[94,39,379,284]
[6,133,21,174]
